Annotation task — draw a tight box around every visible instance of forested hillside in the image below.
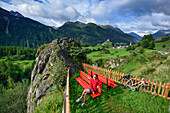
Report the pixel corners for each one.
[0,7,66,48]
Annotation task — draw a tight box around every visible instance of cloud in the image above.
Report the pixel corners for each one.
[0,0,170,36]
[0,0,81,23]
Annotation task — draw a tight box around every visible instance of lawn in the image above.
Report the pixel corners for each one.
[70,72,169,113]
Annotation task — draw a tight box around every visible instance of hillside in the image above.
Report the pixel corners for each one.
[82,38,170,83]
[58,22,139,45]
[0,7,66,48]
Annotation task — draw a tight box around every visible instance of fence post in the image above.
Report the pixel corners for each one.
[137,77,140,89]
[161,83,166,97]
[110,69,112,79]
[164,83,170,99]
[135,77,137,87]
[115,71,117,82]
[147,79,150,91]
[63,68,70,113]
[154,81,158,95]
[157,82,162,96]
[150,80,154,93]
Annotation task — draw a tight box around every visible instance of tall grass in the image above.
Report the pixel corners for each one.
[34,91,63,113]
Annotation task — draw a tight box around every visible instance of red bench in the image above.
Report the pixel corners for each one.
[88,70,118,88]
[75,71,102,98]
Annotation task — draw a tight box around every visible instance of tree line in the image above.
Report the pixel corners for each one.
[0,46,36,60]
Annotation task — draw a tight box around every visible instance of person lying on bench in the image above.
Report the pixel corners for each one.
[76,74,102,106]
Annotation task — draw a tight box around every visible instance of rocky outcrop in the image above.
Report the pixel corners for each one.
[104,59,123,68]
[27,38,81,113]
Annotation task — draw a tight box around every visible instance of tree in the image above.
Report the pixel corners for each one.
[141,40,149,48]
[148,41,155,49]
[141,34,155,49]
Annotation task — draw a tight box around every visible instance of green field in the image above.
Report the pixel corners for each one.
[86,47,131,62]
[155,40,170,51]
[70,72,169,113]
[0,57,34,69]
[13,60,34,69]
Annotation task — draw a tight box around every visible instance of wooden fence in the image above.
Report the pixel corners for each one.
[62,68,70,113]
[82,63,170,100]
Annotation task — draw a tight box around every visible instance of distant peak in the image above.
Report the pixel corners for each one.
[74,21,85,26]
[10,11,24,17]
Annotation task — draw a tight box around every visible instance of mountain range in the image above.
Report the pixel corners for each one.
[57,22,139,45]
[152,30,170,38]
[0,7,149,48]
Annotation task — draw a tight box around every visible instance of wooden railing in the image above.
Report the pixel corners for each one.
[62,68,70,113]
[82,63,170,100]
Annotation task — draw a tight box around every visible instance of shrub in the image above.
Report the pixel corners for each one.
[47,57,68,94]
[126,46,131,51]
[138,48,144,54]
[162,45,166,48]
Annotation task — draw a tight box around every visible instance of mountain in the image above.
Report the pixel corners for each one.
[128,32,142,40]
[99,25,124,33]
[0,7,66,48]
[10,11,24,18]
[58,22,138,45]
[153,30,170,38]
[0,7,138,48]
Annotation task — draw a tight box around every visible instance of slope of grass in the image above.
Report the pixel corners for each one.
[70,72,169,113]
[86,47,131,62]
[155,40,170,51]
[13,60,34,69]
[34,92,63,113]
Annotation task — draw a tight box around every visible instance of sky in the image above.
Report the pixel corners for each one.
[0,0,170,36]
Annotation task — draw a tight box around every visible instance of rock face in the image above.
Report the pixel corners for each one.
[27,38,82,113]
[104,59,124,68]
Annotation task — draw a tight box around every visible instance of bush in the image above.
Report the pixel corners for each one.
[138,48,144,54]
[162,45,166,48]
[126,46,131,51]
